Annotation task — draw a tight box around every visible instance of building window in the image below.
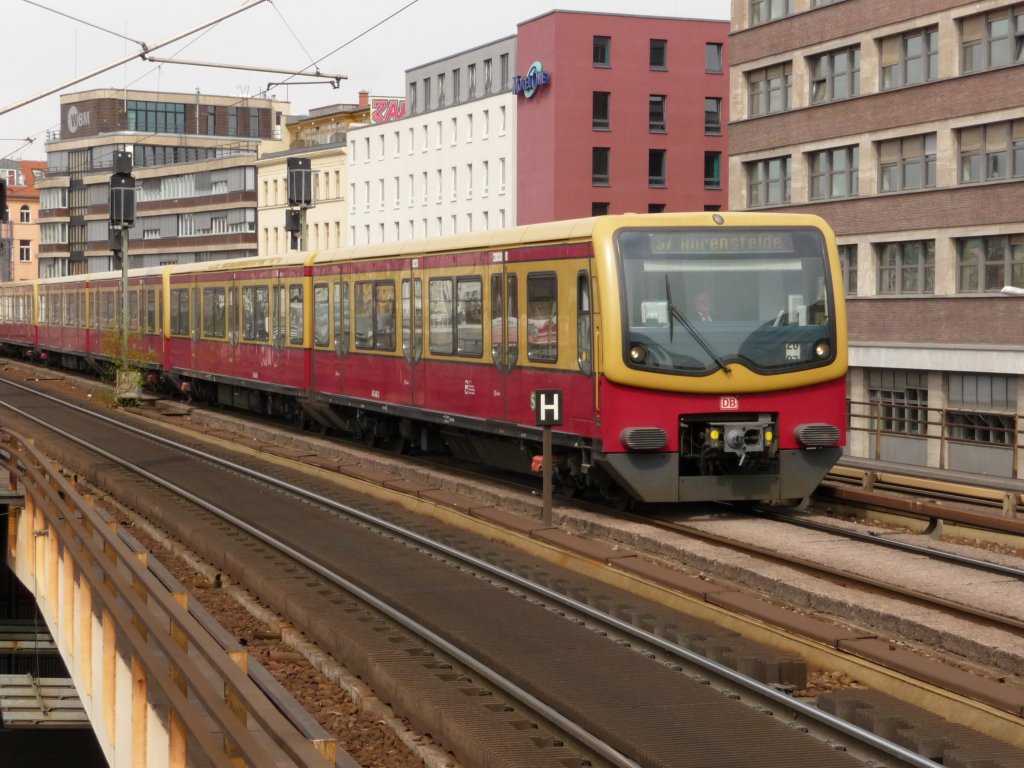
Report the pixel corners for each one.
[19,240,31,262]
[705,98,722,134]
[484,58,493,93]
[838,244,858,295]
[809,145,859,199]
[592,147,610,186]
[19,205,30,223]
[126,100,186,133]
[750,0,791,25]
[704,152,721,188]
[423,78,431,110]
[706,43,723,73]
[468,63,477,98]
[877,240,935,295]
[227,107,237,137]
[961,6,1024,74]
[649,95,666,132]
[812,0,847,6]
[748,63,792,116]
[959,120,1024,184]
[880,27,938,90]
[957,235,1024,293]
[593,92,610,129]
[650,39,667,70]
[437,72,446,106]
[879,133,936,192]
[810,46,860,104]
[248,107,260,138]
[648,203,666,213]
[452,69,460,103]
[946,374,1017,446]
[408,82,417,112]
[649,149,667,187]
[745,156,791,207]
[500,54,509,89]
[593,36,611,67]
[592,202,609,215]
[868,369,929,435]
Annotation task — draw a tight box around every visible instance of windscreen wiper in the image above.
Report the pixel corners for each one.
[664,276,730,373]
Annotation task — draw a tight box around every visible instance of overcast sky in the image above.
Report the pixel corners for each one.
[1,0,730,162]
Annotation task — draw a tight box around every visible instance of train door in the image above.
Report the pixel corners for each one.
[226,274,239,382]
[333,276,349,394]
[488,256,520,420]
[401,261,424,406]
[190,283,200,372]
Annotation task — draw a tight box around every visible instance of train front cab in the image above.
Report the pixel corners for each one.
[590,212,848,505]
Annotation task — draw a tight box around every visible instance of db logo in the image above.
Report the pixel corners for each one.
[720,396,739,410]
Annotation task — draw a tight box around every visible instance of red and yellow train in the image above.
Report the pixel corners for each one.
[0,212,847,506]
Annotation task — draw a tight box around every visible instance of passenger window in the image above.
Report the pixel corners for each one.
[374,281,396,351]
[288,284,304,345]
[241,285,270,341]
[313,282,331,348]
[402,278,423,359]
[527,272,558,362]
[128,290,139,331]
[577,271,593,376]
[202,287,226,338]
[428,278,454,354]
[170,288,189,335]
[353,280,395,350]
[354,281,374,349]
[340,281,350,354]
[456,276,482,356]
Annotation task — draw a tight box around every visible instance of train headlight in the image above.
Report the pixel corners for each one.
[628,344,647,364]
[813,341,831,359]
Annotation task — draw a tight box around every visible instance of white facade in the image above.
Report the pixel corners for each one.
[346,93,517,244]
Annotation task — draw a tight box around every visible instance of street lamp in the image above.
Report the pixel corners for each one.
[109,150,136,400]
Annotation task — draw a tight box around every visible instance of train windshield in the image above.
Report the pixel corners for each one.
[617,227,835,373]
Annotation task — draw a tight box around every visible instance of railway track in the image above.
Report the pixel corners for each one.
[0,375,942,767]
[2,367,1024,765]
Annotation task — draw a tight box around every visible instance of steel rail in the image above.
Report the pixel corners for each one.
[633,511,1024,634]
[0,376,940,767]
[760,509,1024,579]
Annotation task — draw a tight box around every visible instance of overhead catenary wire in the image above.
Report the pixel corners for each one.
[2,0,424,161]
[0,0,270,118]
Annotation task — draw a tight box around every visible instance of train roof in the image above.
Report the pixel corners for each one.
[310,211,835,266]
[167,250,316,277]
[312,216,604,265]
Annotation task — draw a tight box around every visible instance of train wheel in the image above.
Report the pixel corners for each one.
[773,497,809,512]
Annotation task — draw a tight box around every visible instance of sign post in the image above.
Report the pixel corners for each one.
[533,389,562,524]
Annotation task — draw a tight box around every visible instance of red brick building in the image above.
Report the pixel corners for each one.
[515,11,729,223]
[728,0,1024,477]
